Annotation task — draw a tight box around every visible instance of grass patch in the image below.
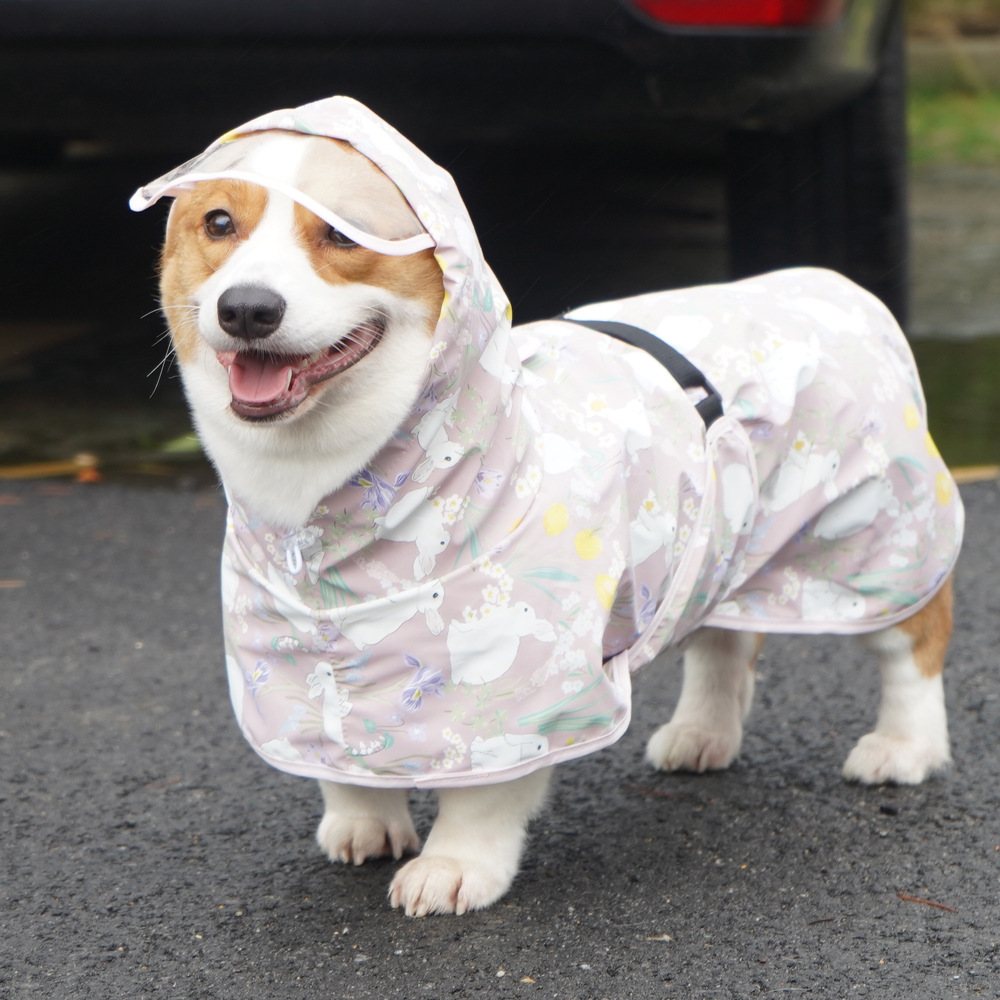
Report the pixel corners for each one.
[908,87,1000,165]
[906,0,1000,36]
[911,337,1000,466]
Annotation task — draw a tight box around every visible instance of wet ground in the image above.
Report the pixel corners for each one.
[2,152,998,481]
[3,473,999,999]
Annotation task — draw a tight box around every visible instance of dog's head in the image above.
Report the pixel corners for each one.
[152,129,445,425]
[133,98,513,526]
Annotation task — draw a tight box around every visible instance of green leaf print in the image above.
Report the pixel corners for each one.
[319,567,357,611]
[536,713,615,735]
[895,456,929,489]
[844,561,929,606]
[517,675,608,731]
[522,567,581,582]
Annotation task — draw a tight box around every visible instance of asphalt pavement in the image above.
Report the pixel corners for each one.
[2,474,999,999]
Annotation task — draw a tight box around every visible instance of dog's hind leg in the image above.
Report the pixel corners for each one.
[316,782,420,865]
[842,576,953,785]
[389,767,552,916]
[646,627,763,773]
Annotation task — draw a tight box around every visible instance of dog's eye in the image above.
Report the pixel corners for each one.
[326,226,359,250]
[204,211,235,239]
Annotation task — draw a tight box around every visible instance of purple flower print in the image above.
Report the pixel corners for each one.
[244,658,271,697]
[859,405,886,438]
[349,470,409,513]
[317,624,340,652]
[636,584,656,631]
[401,655,445,712]
[474,467,505,498]
[415,380,448,415]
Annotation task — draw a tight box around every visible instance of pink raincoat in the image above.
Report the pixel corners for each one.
[135,97,963,788]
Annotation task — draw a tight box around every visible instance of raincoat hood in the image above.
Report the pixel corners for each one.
[134,98,963,790]
[132,97,516,448]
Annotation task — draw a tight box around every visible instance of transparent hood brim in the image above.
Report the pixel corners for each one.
[128,130,436,257]
[129,171,434,256]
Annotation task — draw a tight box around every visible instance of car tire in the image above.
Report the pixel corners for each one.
[724,8,909,326]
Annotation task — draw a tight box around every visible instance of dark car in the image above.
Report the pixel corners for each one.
[0,0,908,321]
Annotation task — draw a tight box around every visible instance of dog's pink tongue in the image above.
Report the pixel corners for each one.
[226,352,298,404]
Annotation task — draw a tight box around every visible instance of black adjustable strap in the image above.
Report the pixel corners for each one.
[560,317,724,428]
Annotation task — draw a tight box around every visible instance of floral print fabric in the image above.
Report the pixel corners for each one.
[188,98,961,789]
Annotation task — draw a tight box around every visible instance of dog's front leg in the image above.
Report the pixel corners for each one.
[389,767,552,916]
[316,782,420,865]
[646,627,762,772]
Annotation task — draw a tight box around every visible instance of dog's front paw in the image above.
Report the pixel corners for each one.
[388,854,512,917]
[316,784,420,865]
[645,721,742,773]
[317,811,420,865]
[842,733,951,786]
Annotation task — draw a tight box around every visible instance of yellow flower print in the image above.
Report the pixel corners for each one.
[935,472,953,506]
[595,574,618,610]
[575,530,603,560]
[926,432,941,460]
[544,503,570,536]
[903,403,921,431]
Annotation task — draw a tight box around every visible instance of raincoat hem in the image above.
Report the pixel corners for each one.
[247,649,634,789]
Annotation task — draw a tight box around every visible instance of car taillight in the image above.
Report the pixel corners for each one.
[630,0,845,27]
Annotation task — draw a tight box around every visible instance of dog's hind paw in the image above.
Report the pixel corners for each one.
[388,855,511,917]
[645,721,742,773]
[842,732,951,786]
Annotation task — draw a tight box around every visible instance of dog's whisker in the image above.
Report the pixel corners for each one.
[146,345,176,397]
[156,298,198,311]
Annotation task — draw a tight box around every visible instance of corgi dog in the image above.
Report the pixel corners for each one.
[136,97,962,917]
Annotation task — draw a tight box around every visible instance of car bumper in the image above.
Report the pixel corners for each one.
[0,0,899,154]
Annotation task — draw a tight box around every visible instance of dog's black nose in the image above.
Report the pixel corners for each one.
[217,284,286,340]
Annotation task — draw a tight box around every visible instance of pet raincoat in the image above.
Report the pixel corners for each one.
[133,97,963,789]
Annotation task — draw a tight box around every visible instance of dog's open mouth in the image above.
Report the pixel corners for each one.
[217,317,385,419]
